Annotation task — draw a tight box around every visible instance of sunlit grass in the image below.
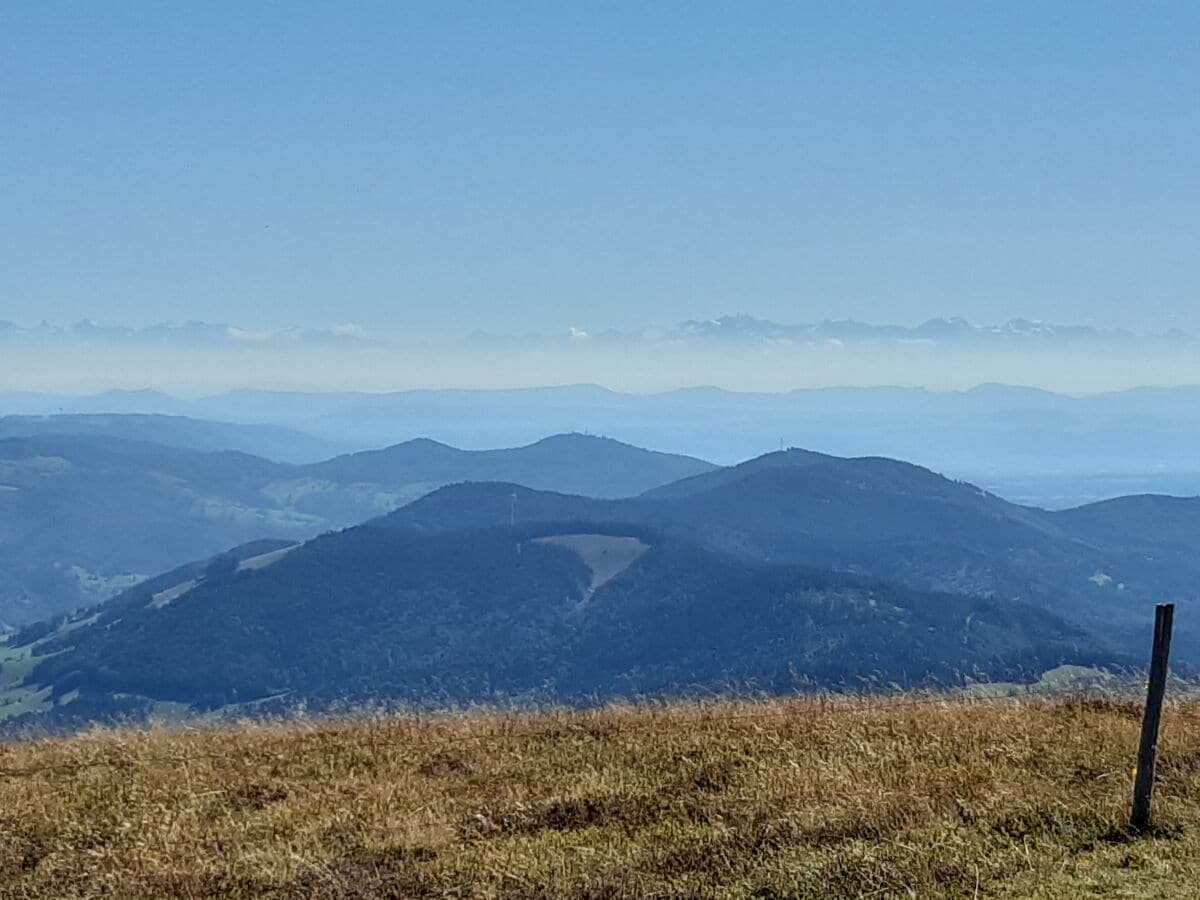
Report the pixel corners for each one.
[0,695,1197,897]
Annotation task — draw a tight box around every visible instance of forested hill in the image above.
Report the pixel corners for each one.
[6,441,1199,731]
[2,522,1111,731]
[310,433,716,497]
[0,431,714,624]
[384,451,1200,661]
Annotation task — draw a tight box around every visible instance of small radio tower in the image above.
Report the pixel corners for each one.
[511,492,521,555]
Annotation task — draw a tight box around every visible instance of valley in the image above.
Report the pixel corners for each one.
[0,431,714,624]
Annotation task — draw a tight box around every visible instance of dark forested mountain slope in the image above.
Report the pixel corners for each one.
[0,432,714,625]
[639,447,836,499]
[1054,495,1200,554]
[385,452,1200,659]
[3,522,1112,730]
[7,435,1200,733]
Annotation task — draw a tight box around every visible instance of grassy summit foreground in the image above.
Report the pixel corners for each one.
[0,696,1198,898]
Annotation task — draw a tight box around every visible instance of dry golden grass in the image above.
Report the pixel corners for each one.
[0,695,1198,898]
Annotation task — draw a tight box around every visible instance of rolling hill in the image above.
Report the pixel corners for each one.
[16,383,1200,507]
[310,433,717,498]
[384,451,1200,659]
[6,441,1198,731]
[0,520,1111,730]
[0,432,715,625]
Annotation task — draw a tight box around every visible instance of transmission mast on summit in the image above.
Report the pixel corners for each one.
[511,492,522,556]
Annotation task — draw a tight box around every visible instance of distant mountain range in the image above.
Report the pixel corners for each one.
[0,413,353,463]
[8,384,1200,508]
[471,314,1193,346]
[5,314,1189,350]
[0,319,377,347]
[0,432,714,625]
[4,440,1197,732]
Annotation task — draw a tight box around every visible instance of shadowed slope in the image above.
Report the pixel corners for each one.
[385,454,1200,659]
[2,521,1107,728]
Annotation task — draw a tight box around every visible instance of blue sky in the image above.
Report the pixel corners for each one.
[3,1,1198,338]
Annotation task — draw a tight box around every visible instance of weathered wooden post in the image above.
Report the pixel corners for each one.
[1131,602,1174,832]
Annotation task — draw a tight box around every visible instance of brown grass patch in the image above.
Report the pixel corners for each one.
[0,697,1197,897]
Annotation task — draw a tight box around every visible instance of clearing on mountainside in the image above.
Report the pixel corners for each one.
[532,533,649,596]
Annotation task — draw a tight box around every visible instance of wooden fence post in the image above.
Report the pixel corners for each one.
[1131,602,1175,832]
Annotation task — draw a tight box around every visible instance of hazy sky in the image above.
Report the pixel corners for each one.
[4,1,1199,341]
